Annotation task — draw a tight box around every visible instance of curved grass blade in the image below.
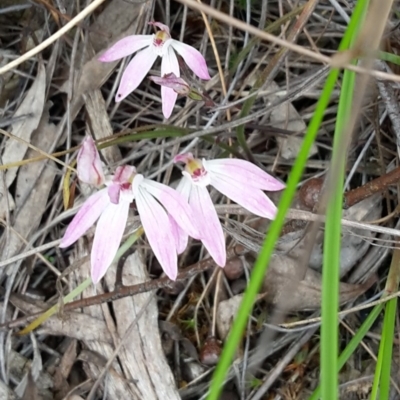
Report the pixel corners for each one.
[371,248,400,398]
[321,65,355,400]
[206,1,369,398]
[309,302,384,399]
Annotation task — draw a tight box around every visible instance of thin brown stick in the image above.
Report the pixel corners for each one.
[344,166,400,209]
[1,250,244,332]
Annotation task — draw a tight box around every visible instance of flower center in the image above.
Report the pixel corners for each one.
[153,30,170,49]
[186,158,208,183]
[120,182,132,191]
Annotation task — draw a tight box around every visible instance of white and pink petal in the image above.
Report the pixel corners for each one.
[170,177,193,254]
[189,185,226,267]
[98,35,153,62]
[160,47,180,118]
[169,215,188,254]
[107,183,121,204]
[135,185,178,280]
[149,21,171,35]
[113,165,136,184]
[115,47,158,102]
[90,200,130,284]
[205,158,285,191]
[141,178,200,240]
[210,174,278,219]
[60,189,110,248]
[170,40,210,80]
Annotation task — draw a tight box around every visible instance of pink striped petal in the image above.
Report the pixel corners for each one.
[210,174,278,219]
[115,46,158,102]
[174,153,194,164]
[136,186,178,280]
[107,165,136,204]
[170,40,210,80]
[98,35,152,62]
[107,182,120,204]
[148,21,170,35]
[60,189,109,248]
[161,47,179,118]
[77,136,105,186]
[113,165,136,184]
[91,200,130,284]
[169,215,188,254]
[169,177,193,253]
[175,175,193,201]
[205,158,285,191]
[190,185,226,267]
[141,178,199,240]
[161,87,177,118]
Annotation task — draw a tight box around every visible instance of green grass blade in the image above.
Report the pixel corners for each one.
[309,302,384,399]
[321,36,360,398]
[370,298,396,400]
[378,50,400,65]
[101,126,242,157]
[379,297,397,398]
[320,0,371,394]
[206,1,369,398]
[371,248,400,399]
[206,72,339,400]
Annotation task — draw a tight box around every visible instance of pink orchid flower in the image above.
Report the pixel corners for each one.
[173,153,286,267]
[60,137,199,283]
[98,21,210,118]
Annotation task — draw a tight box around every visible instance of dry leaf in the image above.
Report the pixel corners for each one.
[261,254,373,311]
[8,349,52,400]
[216,293,264,340]
[104,252,180,400]
[0,380,17,400]
[53,339,78,398]
[21,372,39,400]
[0,49,19,107]
[159,320,199,360]
[267,81,318,160]
[67,241,180,399]
[216,294,243,340]
[0,111,57,263]
[83,90,121,164]
[15,334,42,398]
[3,63,46,187]
[88,0,149,52]
[0,173,15,220]
[276,194,382,277]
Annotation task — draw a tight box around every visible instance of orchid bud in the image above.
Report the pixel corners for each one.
[77,136,105,186]
[149,73,190,95]
[149,73,207,104]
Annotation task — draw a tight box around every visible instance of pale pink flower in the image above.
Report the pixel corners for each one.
[173,153,285,266]
[60,137,198,283]
[99,21,210,118]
